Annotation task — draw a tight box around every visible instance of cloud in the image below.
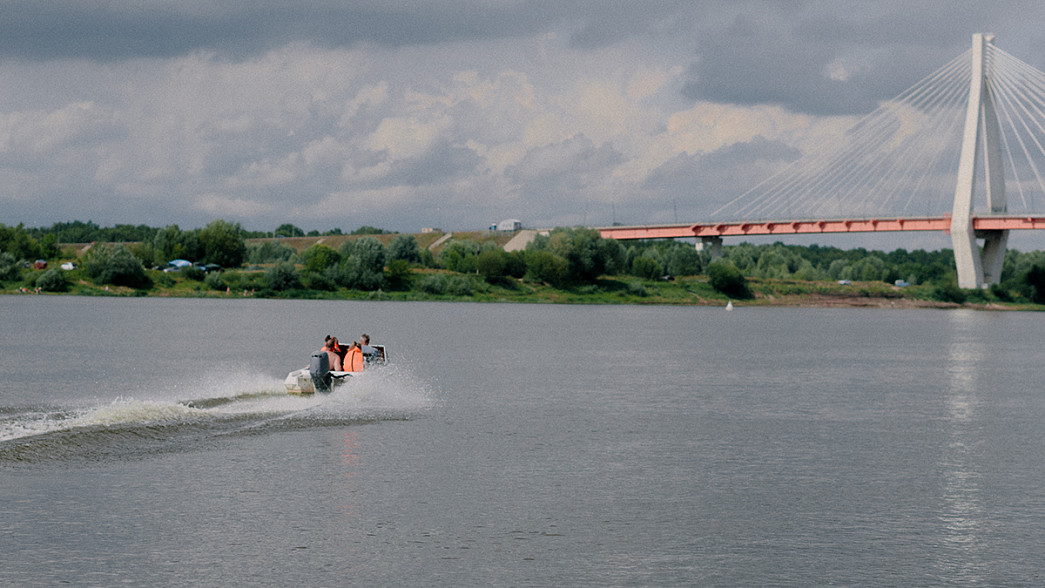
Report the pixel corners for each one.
[509,135,621,185]
[679,1,1030,116]
[193,193,278,217]
[645,136,802,211]
[0,102,123,161]
[2,0,1045,250]
[0,1,569,61]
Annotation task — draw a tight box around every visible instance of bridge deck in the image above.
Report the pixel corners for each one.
[597,215,1045,240]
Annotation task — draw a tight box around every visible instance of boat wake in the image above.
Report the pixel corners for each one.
[0,366,432,465]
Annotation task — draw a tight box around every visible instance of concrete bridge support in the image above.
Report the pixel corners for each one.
[952,33,1010,289]
[696,236,722,261]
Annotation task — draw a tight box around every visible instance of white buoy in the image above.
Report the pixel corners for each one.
[726,300,733,311]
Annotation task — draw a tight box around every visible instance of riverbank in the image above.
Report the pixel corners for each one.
[4,269,1035,310]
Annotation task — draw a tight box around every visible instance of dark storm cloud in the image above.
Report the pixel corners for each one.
[0,1,597,61]
[564,0,693,49]
[680,1,1036,116]
[0,2,509,60]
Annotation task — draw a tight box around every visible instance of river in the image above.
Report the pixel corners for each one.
[2,297,1044,585]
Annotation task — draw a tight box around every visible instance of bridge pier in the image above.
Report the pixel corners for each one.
[952,33,1009,289]
[696,236,722,261]
[980,230,1008,284]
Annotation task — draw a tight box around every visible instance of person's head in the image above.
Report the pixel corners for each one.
[322,337,333,350]
[331,336,340,350]
[361,333,370,344]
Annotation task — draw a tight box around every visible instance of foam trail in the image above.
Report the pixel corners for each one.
[72,399,206,427]
[0,363,434,447]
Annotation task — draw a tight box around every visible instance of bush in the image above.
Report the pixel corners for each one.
[385,259,413,290]
[627,281,648,297]
[306,271,336,291]
[0,251,20,281]
[222,270,264,292]
[182,266,205,281]
[1025,264,1045,304]
[707,261,751,299]
[505,250,527,278]
[266,262,301,291]
[204,271,227,291]
[336,237,386,290]
[528,227,617,283]
[630,256,663,280]
[337,258,386,290]
[446,275,474,296]
[476,248,509,283]
[150,224,201,267]
[85,246,152,289]
[416,273,475,296]
[666,245,703,276]
[525,250,568,287]
[439,240,480,273]
[198,219,246,268]
[989,283,1013,302]
[247,241,299,265]
[418,274,448,294]
[0,223,42,261]
[35,268,68,292]
[275,223,305,237]
[302,244,341,273]
[931,282,967,304]
[388,234,422,264]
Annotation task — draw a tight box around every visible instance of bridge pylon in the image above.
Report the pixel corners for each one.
[952,33,1008,289]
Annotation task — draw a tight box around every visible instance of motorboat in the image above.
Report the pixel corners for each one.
[284,344,386,395]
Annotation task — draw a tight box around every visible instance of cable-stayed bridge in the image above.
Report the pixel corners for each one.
[598,34,1045,289]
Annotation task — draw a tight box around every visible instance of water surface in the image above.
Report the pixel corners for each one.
[2,297,1045,585]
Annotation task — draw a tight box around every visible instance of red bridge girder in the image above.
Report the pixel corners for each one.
[596,215,1045,240]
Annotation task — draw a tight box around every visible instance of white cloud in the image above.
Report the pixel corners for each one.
[366,117,444,160]
[0,101,121,156]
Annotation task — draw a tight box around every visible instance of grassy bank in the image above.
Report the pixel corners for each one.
[4,264,1034,310]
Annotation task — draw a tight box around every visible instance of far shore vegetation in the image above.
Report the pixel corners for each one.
[5,220,1045,309]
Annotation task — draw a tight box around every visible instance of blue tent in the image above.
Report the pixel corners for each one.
[168,259,192,267]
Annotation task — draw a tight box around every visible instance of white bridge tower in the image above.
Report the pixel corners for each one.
[952,33,1008,289]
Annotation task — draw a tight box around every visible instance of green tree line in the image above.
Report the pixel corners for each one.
[8,220,1045,303]
[20,220,384,244]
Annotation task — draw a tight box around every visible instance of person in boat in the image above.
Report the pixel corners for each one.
[323,336,343,371]
[329,336,348,369]
[343,340,365,372]
[360,333,379,362]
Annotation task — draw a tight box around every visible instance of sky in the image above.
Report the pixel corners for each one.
[5,0,1045,250]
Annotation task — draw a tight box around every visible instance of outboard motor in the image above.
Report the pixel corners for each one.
[308,351,332,393]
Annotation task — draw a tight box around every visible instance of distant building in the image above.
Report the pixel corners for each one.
[421,227,442,233]
[494,219,522,231]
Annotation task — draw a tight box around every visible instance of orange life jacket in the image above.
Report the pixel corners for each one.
[344,346,364,372]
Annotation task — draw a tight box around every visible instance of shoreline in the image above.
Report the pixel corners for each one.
[2,284,1033,311]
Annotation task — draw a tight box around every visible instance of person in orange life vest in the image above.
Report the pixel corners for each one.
[344,340,365,372]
